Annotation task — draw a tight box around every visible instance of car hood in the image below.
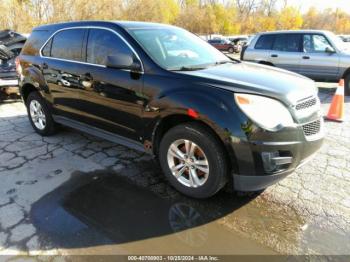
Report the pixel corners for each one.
[0,44,14,60]
[179,62,317,106]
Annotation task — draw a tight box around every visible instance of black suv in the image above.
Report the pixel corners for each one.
[18,21,324,198]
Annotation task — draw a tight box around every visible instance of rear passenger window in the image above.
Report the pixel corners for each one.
[87,29,132,65]
[51,29,85,61]
[255,35,275,50]
[273,34,301,52]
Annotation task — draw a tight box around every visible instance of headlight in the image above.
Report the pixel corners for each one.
[234,93,294,130]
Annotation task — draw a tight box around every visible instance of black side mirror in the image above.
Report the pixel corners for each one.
[106,54,142,72]
[325,46,336,53]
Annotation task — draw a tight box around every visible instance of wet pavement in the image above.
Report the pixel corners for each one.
[0,87,349,257]
[30,166,274,255]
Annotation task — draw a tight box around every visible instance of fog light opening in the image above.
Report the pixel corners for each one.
[261,151,293,173]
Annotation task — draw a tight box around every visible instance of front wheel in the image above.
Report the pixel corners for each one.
[159,123,228,199]
[345,75,350,96]
[228,47,234,53]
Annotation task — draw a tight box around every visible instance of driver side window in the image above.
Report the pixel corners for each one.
[87,29,133,65]
[303,34,333,53]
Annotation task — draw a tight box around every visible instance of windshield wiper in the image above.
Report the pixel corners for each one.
[170,66,207,71]
[170,59,239,71]
[215,59,239,65]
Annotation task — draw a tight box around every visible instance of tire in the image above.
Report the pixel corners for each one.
[259,61,274,67]
[345,75,350,96]
[159,123,228,199]
[26,91,56,136]
[240,45,248,60]
[228,47,234,53]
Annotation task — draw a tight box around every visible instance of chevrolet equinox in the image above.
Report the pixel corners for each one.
[17,21,324,198]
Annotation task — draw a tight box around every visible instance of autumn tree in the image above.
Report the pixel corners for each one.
[277,6,303,30]
[1,0,350,35]
[124,0,179,24]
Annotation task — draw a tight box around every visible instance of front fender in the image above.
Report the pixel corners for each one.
[144,86,250,174]
[157,87,245,141]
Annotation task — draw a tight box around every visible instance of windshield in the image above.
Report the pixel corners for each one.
[327,32,350,51]
[128,27,231,70]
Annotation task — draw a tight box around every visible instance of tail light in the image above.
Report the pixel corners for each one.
[15,57,22,75]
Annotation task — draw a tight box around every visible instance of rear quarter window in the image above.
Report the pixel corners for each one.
[41,38,52,56]
[255,35,275,50]
[21,30,52,56]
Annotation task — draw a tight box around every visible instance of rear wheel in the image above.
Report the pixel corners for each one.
[26,92,56,136]
[228,47,234,53]
[159,123,228,199]
[258,61,274,67]
[345,75,350,96]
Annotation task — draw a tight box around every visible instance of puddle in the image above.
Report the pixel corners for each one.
[30,161,273,255]
[30,160,350,255]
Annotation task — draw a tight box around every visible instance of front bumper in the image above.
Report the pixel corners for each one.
[0,70,18,87]
[231,118,324,191]
[233,150,319,191]
[0,79,18,87]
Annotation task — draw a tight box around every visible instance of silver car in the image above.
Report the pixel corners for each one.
[242,30,350,95]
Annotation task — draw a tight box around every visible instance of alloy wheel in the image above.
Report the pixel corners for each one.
[29,100,46,130]
[167,139,209,188]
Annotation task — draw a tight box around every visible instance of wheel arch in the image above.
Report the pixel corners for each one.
[21,83,38,103]
[151,113,238,180]
[342,67,350,79]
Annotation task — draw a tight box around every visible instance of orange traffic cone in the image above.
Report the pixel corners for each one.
[326,79,345,122]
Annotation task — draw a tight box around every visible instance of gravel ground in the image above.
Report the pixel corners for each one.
[0,86,349,257]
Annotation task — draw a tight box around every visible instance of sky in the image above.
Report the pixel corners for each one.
[287,0,350,13]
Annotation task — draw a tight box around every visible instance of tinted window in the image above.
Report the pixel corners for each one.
[51,29,85,61]
[87,29,132,65]
[41,38,52,56]
[255,35,275,50]
[21,30,52,56]
[273,34,301,52]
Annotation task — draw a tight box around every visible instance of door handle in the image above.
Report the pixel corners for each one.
[302,56,310,60]
[271,54,278,58]
[41,63,48,70]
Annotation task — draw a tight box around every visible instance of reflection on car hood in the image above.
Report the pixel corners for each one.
[179,62,317,106]
[340,48,350,55]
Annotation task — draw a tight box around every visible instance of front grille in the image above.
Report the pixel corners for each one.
[296,97,317,111]
[302,120,321,136]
